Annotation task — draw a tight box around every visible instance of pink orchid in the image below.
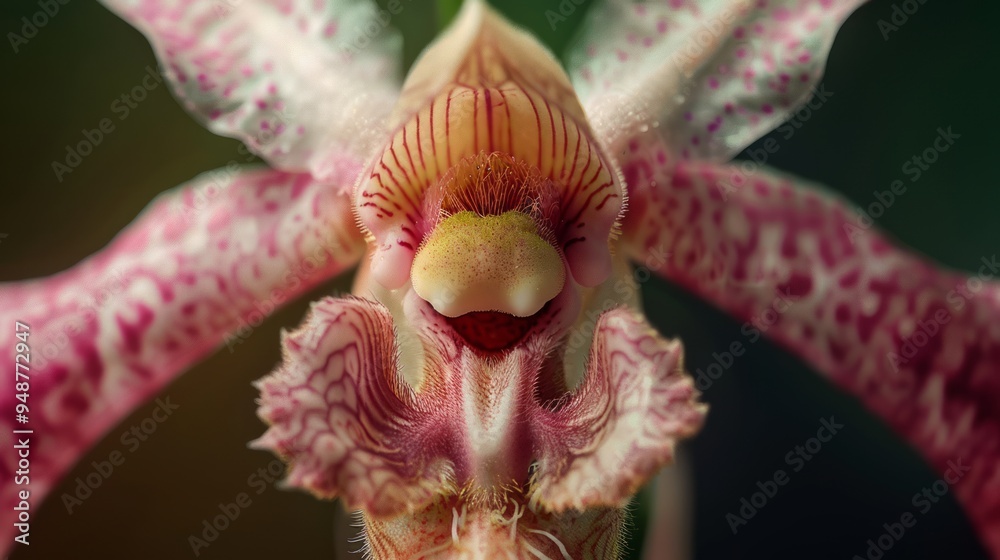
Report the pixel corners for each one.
[2,0,998,558]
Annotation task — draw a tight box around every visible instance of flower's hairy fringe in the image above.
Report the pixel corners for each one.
[349,508,372,560]
[617,495,638,560]
[429,151,562,244]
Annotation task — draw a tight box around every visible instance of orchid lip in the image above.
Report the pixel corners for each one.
[445,306,549,353]
[253,288,705,558]
[412,281,570,356]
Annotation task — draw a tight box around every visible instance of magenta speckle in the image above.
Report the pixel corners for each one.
[62,392,90,415]
[835,303,851,324]
[117,304,155,355]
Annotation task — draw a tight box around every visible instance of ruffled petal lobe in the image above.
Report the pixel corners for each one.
[253,296,451,517]
[531,308,706,511]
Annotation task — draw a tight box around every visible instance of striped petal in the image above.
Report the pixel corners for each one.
[356,0,624,293]
[620,135,1000,556]
[568,0,866,159]
[100,0,402,179]
[0,167,364,555]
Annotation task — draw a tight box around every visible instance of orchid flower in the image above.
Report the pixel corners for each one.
[2,0,998,558]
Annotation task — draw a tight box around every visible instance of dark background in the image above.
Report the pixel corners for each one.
[1,0,997,558]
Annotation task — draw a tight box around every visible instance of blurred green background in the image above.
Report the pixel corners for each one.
[1,0,997,558]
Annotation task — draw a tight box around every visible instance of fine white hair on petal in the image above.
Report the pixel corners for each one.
[567,0,868,161]
[100,0,404,180]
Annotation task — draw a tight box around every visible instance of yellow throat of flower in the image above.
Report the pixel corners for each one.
[411,210,565,318]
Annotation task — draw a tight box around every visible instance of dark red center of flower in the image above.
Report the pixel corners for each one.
[446,310,540,352]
